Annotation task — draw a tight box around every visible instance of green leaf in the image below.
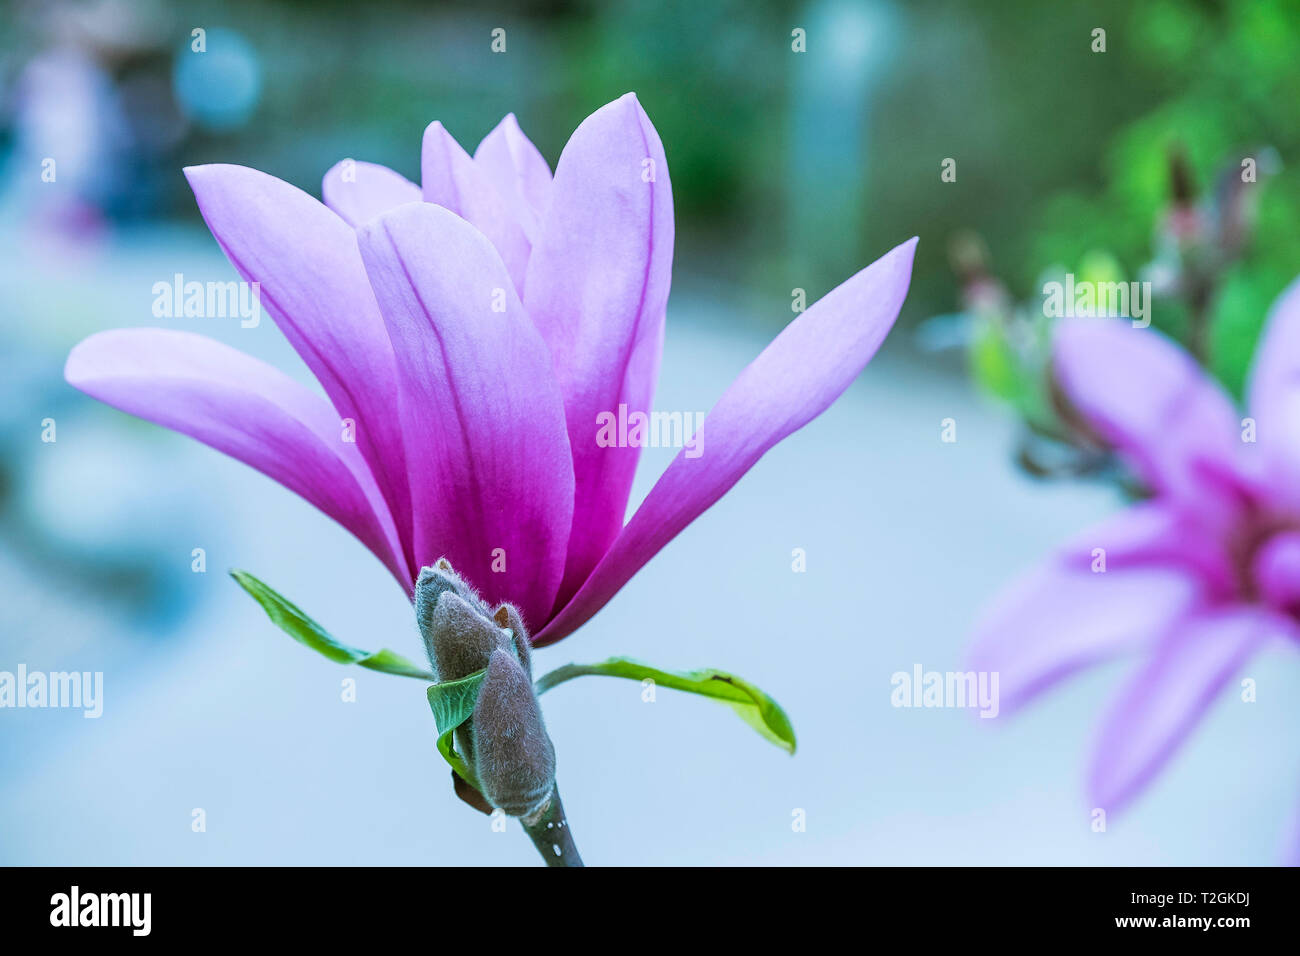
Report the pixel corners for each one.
[427,669,489,791]
[970,319,1022,404]
[535,658,796,754]
[230,569,434,680]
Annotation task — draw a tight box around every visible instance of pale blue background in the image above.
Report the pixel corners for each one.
[2,221,1297,866]
[2,0,1297,865]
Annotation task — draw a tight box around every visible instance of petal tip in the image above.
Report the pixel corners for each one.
[893,235,919,267]
[181,164,209,190]
[63,339,90,387]
[422,119,451,142]
[361,196,446,234]
[182,162,243,185]
[182,163,274,208]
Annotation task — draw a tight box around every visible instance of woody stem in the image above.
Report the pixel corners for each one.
[520,784,583,867]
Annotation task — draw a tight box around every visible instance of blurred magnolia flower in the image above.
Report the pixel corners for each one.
[65,93,916,646]
[971,276,1300,822]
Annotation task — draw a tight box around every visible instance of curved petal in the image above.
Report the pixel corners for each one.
[183,164,414,580]
[1053,319,1240,502]
[65,328,406,583]
[522,93,675,611]
[968,503,1205,715]
[534,236,916,646]
[1087,605,1282,813]
[1246,275,1300,489]
[473,113,552,242]
[420,121,530,295]
[356,201,574,630]
[322,159,421,227]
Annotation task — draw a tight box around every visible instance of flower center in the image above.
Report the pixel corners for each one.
[1251,531,1300,617]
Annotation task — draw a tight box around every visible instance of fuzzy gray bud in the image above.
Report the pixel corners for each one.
[414,561,555,817]
[472,648,556,817]
[423,591,502,683]
[491,602,533,678]
[415,558,491,665]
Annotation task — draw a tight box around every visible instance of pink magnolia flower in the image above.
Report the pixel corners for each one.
[65,93,917,646]
[971,277,1300,815]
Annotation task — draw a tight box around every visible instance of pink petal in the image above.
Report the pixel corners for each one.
[522,93,675,611]
[184,164,414,579]
[420,121,530,295]
[968,503,1205,714]
[473,113,553,242]
[1053,319,1240,501]
[534,236,917,646]
[355,201,574,630]
[1286,804,1300,866]
[322,159,421,227]
[1246,275,1300,492]
[1087,605,1282,812]
[65,328,407,584]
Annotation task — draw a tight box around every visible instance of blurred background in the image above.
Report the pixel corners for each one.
[2,0,1299,865]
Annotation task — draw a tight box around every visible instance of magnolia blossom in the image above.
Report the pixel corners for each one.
[971,277,1300,817]
[66,93,916,646]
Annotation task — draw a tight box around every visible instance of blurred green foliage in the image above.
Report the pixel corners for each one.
[1024,0,1300,398]
[4,0,1296,368]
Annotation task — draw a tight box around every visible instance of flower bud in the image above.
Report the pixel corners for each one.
[472,648,556,817]
[414,561,556,817]
[415,559,490,658]
[491,602,533,678]
[421,591,502,683]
